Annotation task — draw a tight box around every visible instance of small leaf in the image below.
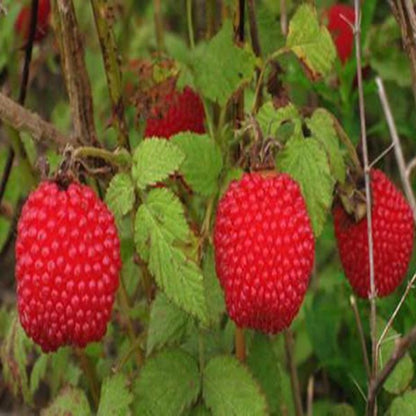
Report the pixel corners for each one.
[277,134,334,236]
[286,4,336,78]
[135,188,207,321]
[97,373,133,416]
[171,133,223,196]
[186,404,212,416]
[132,138,184,189]
[30,354,49,395]
[191,20,256,105]
[105,173,135,219]
[389,390,416,415]
[41,386,91,416]
[203,356,268,416]
[329,403,357,416]
[134,349,201,416]
[147,292,191,355]
[306,109,346,183]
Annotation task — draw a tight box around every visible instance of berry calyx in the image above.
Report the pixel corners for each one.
[333,169,414,298]
[15,181,121,352]
[15,0,51,43]
[326,4,355,64]
[144,86,205,139]
[214,172,315,333]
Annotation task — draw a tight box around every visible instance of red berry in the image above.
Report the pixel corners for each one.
[333,169,414,298]
[213,172,315,333]
[144,86,205,139]
[15,0,51,43]
[15,181,121,352]
[326,4,355,64]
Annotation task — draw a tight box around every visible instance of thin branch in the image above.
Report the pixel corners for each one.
[0,148,14,203]
[375,76,416,223]
[284,329,304,416]
[186,0,195,49]
[376,272,416,358]
[0,92,73,146]
[52,0,98,146]
[247,0,261,58]
[407,157,416,178]
[368,143,395,170]
[235,326,246,362]
[306,375,314,416]
[90,0,129,149]
[153,0,164,51]
[350,295,371,380]
[353,4,377,410]
[280,0,287,36]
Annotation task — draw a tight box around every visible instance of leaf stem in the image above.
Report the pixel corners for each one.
[235,326,246,362]
[73,146,131,168]
[75,348,100,410]
[186,0,195,49]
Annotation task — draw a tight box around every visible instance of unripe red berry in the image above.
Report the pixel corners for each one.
[15,0,51,43]
[214,172,315,333]
[334,169,414,298]
[15,181,121,352]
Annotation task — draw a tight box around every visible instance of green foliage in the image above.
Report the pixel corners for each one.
[203,356,268,416]
[132,138,184,189]
[171,133,223,196]
[105,173,135,219]
[190,20,257,105]
[134,349,201,416]
[135,188,207,321]
[41,387,91,416]
[97,373,133,416]
[389,390,416,415]
[286,4,336,78]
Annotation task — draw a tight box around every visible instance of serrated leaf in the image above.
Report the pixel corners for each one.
[191,20,256,105]
[286,4,336,78]
[105,173,135,219]
[147,292,191,355]
[97,373,133,416]
[377,318,414,394]
[247,334,282,415]
[30,354,49,395]
[306,109,346,183]
[277,134,334,236]
[203,356,268,416]
[135,188,207,321]
[171,133,223,196]
[256,102,301,138]
[389,390,416,415]
[132,139,184,189]
[134,349,201,416]
[41,386,91,416]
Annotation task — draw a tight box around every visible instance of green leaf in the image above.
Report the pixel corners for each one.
[247,334,282,415]
[171,133,223,196]
[186,404,212,416]
[203,356,268,416]
[276,134,334,236]
[105,173,135,219]
[191,20,256,105]
[328,403,356,416]
[132,138,184,189]
[286,4,336,78]
[306,109,346,183]
[97,373,133,416]
[256,102,301,139]
[377,318,414,394]
[135,188,207,321]
[41,386,91,416]
[134,349,201,416]
[30,354,49,395]
[147,292,191,355]
[389,390,416,415]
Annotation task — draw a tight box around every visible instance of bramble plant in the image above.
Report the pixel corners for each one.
[0,1,416,416]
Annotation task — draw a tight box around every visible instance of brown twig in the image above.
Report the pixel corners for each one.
[375,77,416,223]
[306,375,314,416]
[153,0,165,51]
[247,0,262,58]
[90,0,129,149]
[52,0,98,146]
[284,329,304,416]
[0,92,73,146]
[235,326,246,362]
[280,0,288,36]
[407,157,416,178]
[350,295,371,380]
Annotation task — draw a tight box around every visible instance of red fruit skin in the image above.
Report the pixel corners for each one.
[15,181,121,353]
[333,170,414,298]
[214,172,315,333]
[326,4,355,64]
[144,86,205,139]
[15,0,51,43]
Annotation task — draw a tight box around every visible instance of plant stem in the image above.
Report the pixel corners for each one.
[153,0,164,51]
[75,348,100,410]
[235,326,246,362]
[73,146,131,168]
[186,0,195,49]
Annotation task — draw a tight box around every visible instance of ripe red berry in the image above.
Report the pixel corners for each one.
[15,181,121,352]
[144,86,205,139]
[213,172,315,333]
[15,0,51,43]
[333,169,414,298]
[326,4,355,64]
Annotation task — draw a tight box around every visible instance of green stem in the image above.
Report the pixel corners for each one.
[75,348,100,410]
[153,0,165,51]
[186,0,195,49]
[73,146,131,168]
